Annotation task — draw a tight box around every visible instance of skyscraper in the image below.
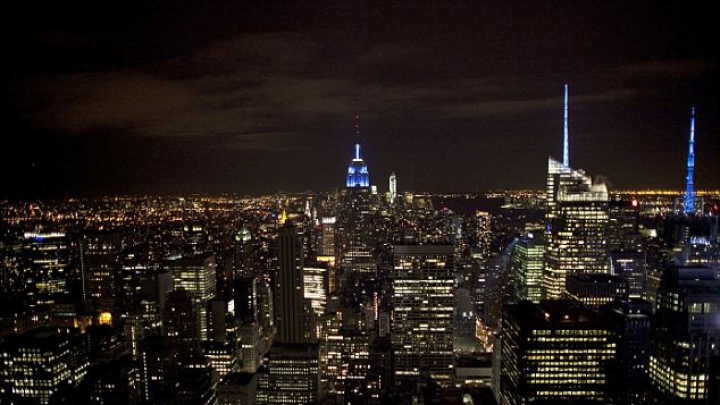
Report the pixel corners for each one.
[511,232,544,303]
[80,232,123,314]
[22,232,70,308]
[274,224,309,344]
[166,253,218,341]
[263,225,320,401]
[346,143,370,188]
[500,300,619,404]
[392,245,454,387]
[600,299,652,405]
[648,266,720,404]
[389,172,397,203]
[543,158,610,299]
[1,328,89,405]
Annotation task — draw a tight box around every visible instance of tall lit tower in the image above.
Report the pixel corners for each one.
[563,84,569,167]
[345,115,370,188]
[684,108,696,215]
[389,172,397,202]
[345,144,370,188]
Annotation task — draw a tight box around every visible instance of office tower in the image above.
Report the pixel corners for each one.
[80,232,122,314]
[608,198,641,251]
[320,305,372,404]
[389,172,397,203]
[164,289,202,364]
[22,232,70,307]
[257,343,320,405]
[166,253,217,341]
[338,140,376,274]
[120,244,154,315]
[258,225,320,404]
[475,211,492,260]
[684,108,697,215]
[218,372,257,405]
[338,187,375,274]
[183,223,209,256]
[303,265,327,317]
[648,266,720,404]
[543,158,610,299]
[500,300,619,404]
[208,297,236,344]
[393,245,454,387]
[511,232,544,303]
[139,336,180,404]
[610,250,646,298]
[234,227,254,279]
[564,273,629,312]
[275,224,310,344]
[86,324,127,364]
[81,357,138,405]
[205,297,238,377]
[600,299,652,405]
[318,217,337,267]
[0,327,89,405]
[234,277,262,373]
[346,143,370,188]
[484,254,505,328]
[176,367,218,405]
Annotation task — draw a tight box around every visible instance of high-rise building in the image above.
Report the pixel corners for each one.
[610,250,646,298]
[139,336,179,404]
[22,232,70,308]
[166,253,217,341]
[346,143,370,188]
[275,224,310,344]
[303,266,327,318]
[389,172,397,203]
[80,232,123,314]
[500,300,619,404]
[608,198,641,252]
[600,299,652,405]
[218,372,257,405]
[392,245,454,387]
[257,343,320,405]
[474,211,492,260]
[564,273,629,312]
[511,232,544,303]
[234,228,254,279]
[543,158,610,299]
[1,327,89,405]
[176,367,218,405]
[164,289,202,364]
[648,266,720,404]
[318,217,336,264]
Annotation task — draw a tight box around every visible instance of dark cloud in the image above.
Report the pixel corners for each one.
[1,1,717,197]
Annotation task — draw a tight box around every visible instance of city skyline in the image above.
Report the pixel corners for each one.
[1,1,717,198]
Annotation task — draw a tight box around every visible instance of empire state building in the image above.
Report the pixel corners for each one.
[345,143,370,188]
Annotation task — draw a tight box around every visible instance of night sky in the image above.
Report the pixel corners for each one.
[1,1,717,198]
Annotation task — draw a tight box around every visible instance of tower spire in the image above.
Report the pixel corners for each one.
[355,113,361,160]
[563,84,569,167]
[684,108,696,215]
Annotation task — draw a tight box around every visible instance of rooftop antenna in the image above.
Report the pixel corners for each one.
[684,108,696,215]
[563,84,569,167]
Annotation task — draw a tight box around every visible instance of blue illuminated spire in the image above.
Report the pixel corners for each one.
[563,84,569,168]
[684,108,696,215]
[345,115,370,188]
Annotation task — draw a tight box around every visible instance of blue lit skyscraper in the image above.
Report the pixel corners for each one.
[684,108,696,215]
[346,143,370,188]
